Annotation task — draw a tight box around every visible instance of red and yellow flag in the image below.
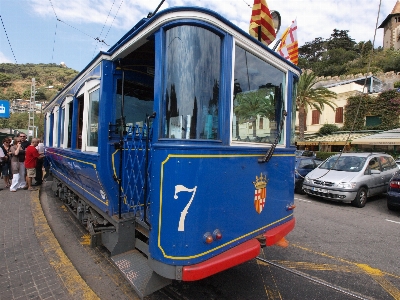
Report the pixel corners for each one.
[249,0,276,46]
[277,20,298,65]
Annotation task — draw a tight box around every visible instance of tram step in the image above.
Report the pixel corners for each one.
[111,249,171,299]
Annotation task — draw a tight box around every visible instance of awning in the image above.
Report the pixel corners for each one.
[297,131,381,146]
[351,129,400,145]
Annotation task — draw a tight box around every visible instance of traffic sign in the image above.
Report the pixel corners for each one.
[0,100,10,118]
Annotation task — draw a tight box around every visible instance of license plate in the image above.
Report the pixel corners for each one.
[313,187,327,193]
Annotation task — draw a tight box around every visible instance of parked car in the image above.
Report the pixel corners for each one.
[387,171,400,211]
[302,153,398,208]
[295,150,315,157]
[295,156,323,193]
[395,159,400,169]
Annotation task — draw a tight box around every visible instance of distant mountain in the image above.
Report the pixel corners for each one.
[0,63,79,102]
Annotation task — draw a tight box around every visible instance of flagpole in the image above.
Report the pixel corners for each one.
[272,38,281,51]
[257,26,261,42]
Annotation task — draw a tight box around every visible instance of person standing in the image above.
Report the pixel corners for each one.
[24,138,44,191]
[18,133,30,189]
[1,137,12,188]
[34,139,44,185]
[0,145,4,191]
[9,137,24,192]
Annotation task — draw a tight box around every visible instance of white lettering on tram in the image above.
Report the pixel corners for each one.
[174,185,197,232]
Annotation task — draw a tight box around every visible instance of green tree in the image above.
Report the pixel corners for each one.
[0,73,11,87]
[296,70,337,140]
[318,123,340,135]
[9,112,29,129]
[234,88,271,137]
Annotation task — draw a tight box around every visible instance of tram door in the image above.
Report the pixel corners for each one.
[76,95,84,149]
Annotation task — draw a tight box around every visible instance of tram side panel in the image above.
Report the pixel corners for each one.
[148,148,295,266]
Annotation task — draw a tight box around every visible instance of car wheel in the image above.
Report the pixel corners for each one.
[351,187,367,208]
[387,202,398,211]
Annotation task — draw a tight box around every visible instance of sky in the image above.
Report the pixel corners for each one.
[0,0,393,72]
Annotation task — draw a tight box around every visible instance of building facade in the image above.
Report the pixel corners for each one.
[379,0,400,50]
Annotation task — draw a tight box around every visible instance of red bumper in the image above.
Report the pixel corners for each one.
[182,217,295,281]
[264,217,295,246]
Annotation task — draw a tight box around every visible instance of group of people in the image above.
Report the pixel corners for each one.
[0,133,45,192]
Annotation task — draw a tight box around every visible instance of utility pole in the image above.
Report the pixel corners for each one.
[28,78,36,138]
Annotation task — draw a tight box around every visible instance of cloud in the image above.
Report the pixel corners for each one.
[29,0,391,47]
[0,52,13,63]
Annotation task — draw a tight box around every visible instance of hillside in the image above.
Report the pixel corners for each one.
[0,63,79,102]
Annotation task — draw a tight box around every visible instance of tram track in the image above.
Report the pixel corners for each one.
[256,256,372,300]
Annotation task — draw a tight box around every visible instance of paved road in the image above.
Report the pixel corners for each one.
[3,174,400,300]
[41,182,400,299]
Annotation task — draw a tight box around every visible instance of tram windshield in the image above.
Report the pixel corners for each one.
[163,25,221,140]
[232,46,286,144]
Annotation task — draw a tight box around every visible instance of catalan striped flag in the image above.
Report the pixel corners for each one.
[249,0,276,46]
[277,20,298,65]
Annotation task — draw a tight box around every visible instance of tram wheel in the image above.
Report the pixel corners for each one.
[351,187,367,208]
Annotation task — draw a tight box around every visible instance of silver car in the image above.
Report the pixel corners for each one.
[302,153,398,207]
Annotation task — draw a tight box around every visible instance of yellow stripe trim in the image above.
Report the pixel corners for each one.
[158,153,294,259]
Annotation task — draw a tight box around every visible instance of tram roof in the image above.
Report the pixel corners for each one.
[46,6,300,110]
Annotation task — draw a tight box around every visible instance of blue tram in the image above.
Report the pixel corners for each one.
[44,6,299,297]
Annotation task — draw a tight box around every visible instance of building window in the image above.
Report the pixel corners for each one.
[366,116,381,127]
[335,107,343,123]
[311,110,320,125]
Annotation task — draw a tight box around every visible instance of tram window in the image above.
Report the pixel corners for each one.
[232,45,286,144]
[88,89,99,147]
[60,107,65,147]
[163,26,221,140]
[291,75,299,146]
[115,79,154,133]
[53,106,59,147]
[76,95,84,149]
[67,101,73,148]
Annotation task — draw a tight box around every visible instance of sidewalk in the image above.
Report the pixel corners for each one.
[0,178,98,300]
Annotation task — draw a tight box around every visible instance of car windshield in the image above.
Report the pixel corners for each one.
[319,156,366,172]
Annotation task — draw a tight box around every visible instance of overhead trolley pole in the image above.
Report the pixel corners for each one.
[28,78,36,138]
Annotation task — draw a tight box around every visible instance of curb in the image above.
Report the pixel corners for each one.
[30,188,100,300]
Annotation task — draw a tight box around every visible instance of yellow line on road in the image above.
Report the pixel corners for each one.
[272,260,360,273]
[257,256,283,299]
[31,189,100,300]
[291,243,400,299]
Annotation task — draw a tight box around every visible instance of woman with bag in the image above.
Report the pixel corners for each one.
[9,137,26,192]
[1,137,12,188]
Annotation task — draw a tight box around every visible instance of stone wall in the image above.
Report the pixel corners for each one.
[314,71,400,91]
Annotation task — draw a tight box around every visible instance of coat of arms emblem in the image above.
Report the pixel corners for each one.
[253,173,268,214]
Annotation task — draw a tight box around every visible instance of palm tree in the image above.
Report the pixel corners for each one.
[297,70,337,140]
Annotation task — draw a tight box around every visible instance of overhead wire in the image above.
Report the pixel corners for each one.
[311,0,382,181]
[92,0,117,58]
[47,0,109,47]
[0,15,18,64]
[341,0,382,153]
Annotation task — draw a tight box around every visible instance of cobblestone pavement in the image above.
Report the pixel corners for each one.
[0,178,98,300]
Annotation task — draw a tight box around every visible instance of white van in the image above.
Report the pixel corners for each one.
[302,153,398,207]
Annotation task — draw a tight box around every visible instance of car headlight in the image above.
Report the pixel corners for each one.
[304,176,311,183]
[337,182,356,189]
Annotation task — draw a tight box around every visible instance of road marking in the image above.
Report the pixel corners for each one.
[31,189,100,300]
[295,198,312,203]
[291,243,400,298]
[385,219,400,225]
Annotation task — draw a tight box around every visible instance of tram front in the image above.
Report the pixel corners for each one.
[142,14,299,281]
